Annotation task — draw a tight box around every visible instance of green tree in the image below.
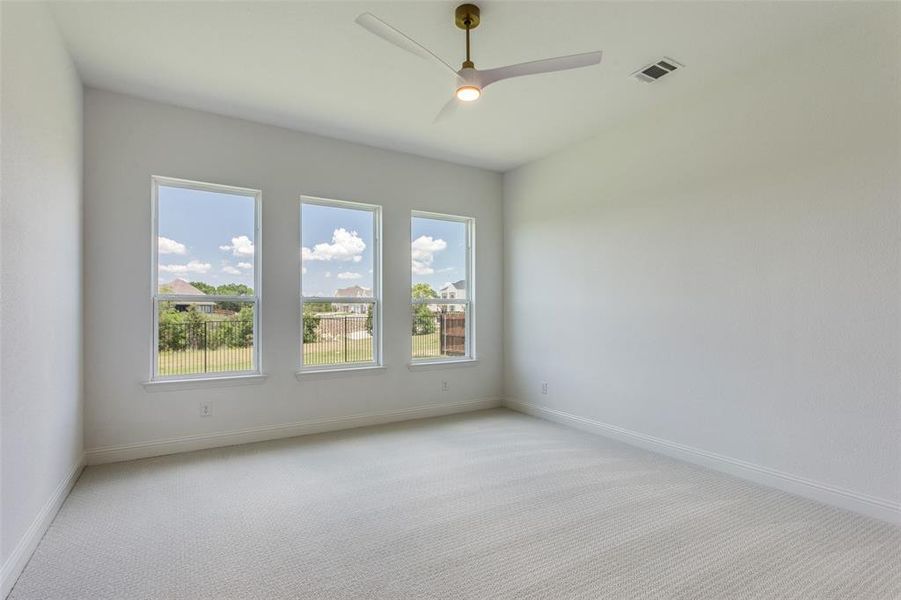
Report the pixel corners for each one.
[413,305,436,335]
[184,306,208,349]
[189,281,216,295]
[412,283,437,300]
[216,283,253,297]
[214,283,254,313]
[365,304,373,335]
[158,304,187,351]
[411,284,438,335]
[303,301,333,313]
[302,308,320,343]
[222,305,254,348]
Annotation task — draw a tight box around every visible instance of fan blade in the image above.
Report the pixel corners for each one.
[356,13,459,79]
[478,51,602,88]
[433,96,460,123]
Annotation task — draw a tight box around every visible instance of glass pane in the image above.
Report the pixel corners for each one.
[411,216,467,302]
[411,304,467,360]
[303,302,375,367]
[301,203,374,298]
[157,184,256,295]
[157,301,255,376]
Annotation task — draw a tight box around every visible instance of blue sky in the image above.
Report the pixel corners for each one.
[158,187,466,297]
[157,185,256,288]
[411,216,466,294]
[301,203,374,297]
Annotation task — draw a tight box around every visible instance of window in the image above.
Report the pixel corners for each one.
[411,212,474,361]
[152,177,261,380]
[301,197,380,370]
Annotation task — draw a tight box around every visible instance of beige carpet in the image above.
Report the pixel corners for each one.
[9,409,901,599]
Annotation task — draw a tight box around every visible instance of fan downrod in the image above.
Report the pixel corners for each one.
[455,4,480,30]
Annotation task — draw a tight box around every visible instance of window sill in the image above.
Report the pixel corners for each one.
[295,365,386,380]
[143,373,268,392]
[407,358,479,371]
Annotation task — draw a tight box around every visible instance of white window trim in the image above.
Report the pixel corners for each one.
[406,358,479,371]
[150,176,263,382]
[143,373,268,392]
[410,210,475,362]
[300,195,382,372]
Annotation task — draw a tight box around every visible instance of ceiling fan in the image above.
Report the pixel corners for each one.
[356,4,602,121]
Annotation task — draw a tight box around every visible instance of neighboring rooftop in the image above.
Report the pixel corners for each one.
[335,285,371,298]
[159,279,207,296]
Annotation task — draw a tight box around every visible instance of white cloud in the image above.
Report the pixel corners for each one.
[159,261,212,275]
[337,271,362,280]
[411,235,447,275]
[302,228,365,263]
[237,262,253,269]
[222,266,241,275]
[219,235,255,257]
[325,271,332,278]
[302,266,307,274]
[158,236,186,255]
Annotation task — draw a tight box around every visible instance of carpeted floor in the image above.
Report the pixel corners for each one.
[9,409,901,599]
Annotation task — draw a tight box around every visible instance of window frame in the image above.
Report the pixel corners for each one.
[410,210,476,363]
[150,175,262,382]
[299,195,382,372]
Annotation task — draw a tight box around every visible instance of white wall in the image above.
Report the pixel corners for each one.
[0,1,84,593]
[83,90,503,457]
[504,9,901,518]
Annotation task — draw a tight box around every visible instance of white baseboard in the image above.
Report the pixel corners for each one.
[505,399,901,525]
[1,455,85,599]
[86,397,502,465]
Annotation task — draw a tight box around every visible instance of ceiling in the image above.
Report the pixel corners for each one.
[51,1,869,171]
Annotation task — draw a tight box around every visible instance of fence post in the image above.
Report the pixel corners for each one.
[344,316,348,363]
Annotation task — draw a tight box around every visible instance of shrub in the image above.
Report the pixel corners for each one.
[412,304,436,335]
[303,310,320,343]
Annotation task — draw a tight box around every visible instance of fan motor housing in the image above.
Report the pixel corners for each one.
[455,4,480,30]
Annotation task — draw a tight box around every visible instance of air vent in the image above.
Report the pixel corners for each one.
[632,58,683,83]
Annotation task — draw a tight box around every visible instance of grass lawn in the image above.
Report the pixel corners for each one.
[303,337,373,366]
[158,346,254,375]
[412,331,440,358]
[159,332,445,375]
[300,332,442,367]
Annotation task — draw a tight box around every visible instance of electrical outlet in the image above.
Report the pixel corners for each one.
[441,380,449,392]
[541,382,549,395]
[199,401,213,417]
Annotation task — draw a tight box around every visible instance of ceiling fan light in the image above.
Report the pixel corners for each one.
[455,85,481,102]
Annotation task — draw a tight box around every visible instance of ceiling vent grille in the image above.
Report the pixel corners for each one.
[632,58,683,83]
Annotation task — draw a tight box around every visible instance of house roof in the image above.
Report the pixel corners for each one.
[335,285,371,298]
[159,278,207,296]
[441,280,466,291]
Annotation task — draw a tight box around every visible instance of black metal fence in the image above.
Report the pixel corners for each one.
[157,311,462,373]
[412,311,465,358]
[303,315,372,366]
[158,320,253,375]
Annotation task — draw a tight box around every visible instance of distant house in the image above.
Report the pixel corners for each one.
[334,285,371,314]
[159,279,214,313]
[439,280,466,312]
